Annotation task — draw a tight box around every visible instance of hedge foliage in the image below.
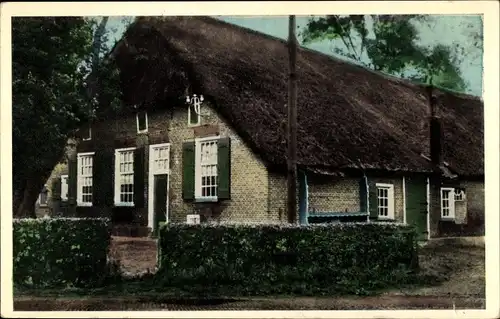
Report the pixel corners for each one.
[13,217,112,288]
[157,222,419,296]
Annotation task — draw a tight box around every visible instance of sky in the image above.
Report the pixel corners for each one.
[105,15,483,96]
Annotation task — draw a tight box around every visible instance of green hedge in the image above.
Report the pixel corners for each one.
[13,217,111,288]
[157,222,419,295]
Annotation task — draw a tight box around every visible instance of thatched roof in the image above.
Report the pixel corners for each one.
[110,16,483,177]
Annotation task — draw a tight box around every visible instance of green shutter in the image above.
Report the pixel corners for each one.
[182,141,195,200]
[369,182,378,219]
[217,137,231,200]
[359,176,367,212]
[134,147,146,208]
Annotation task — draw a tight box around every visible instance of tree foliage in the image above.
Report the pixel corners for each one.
[12,17,127,217]
[300,15,468,92]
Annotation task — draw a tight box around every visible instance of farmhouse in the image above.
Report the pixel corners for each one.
[59,16,484,239]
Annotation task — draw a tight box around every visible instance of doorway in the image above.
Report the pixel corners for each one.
[405,175,429,241]
[148,143,171,235]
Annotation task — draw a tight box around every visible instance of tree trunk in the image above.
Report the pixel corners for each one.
[287,15,298,224]
[13,146,65,219]
[14,177,45,218]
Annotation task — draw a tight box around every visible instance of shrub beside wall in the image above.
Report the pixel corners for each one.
[157,223,419,296]
[13,217,111,288]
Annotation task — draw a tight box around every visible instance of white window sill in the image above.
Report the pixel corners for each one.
[377,216,395,221]
[114,203,135,207]
[77,202,93,207]
[39,204,48,207]
[137,130,148,134]
[82,138,91,141]
[440,217,455,221]
[194,197,218,203]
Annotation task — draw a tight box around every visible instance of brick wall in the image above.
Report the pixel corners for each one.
[74,102,271,227]
[308,176,360,213]
[167,103,270,223]
[267,172,289,223]
[267,173,364,221]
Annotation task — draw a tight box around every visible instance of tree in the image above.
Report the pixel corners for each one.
[12,17,126,218]
[300,15,467,92]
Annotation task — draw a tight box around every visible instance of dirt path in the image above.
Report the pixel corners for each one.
[108,236,158,275]
[14,295,485,310]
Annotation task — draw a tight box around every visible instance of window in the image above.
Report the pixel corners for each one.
[114,147,135,206]
[38,186,48,207]
[195,137,219,200]
[136,111,148,133]
[376,183,395,219]
[454,188,465,201]
[82,124,91,141]
[77,153,94,206]
[188,104,200,126]
[61,174,69,201]
[150,144,170,174]
[440,187,455,218]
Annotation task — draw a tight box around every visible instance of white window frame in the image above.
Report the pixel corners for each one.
[440,187,456,219]
[375,183,395,220]
[454,188,465,201]
[60,174,69,201]
[194,136,220,201]
[136,111,148,133]
[82,125,91,141]
[188,104,201,127]
[77,152,94,207]
[114,147,136,207]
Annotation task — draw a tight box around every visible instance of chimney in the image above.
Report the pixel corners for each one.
[426,85,443,166]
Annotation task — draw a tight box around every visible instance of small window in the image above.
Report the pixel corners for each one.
[454,188,465,201]
[188,104,200,126]
[82,124,91,141]
[195,137,219,200]
[77,153,94,206]
[376,183,395,219]
[440,188,455,218]
[114,147,135,206]
[136,111,148,133]
[61,174,69,201]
